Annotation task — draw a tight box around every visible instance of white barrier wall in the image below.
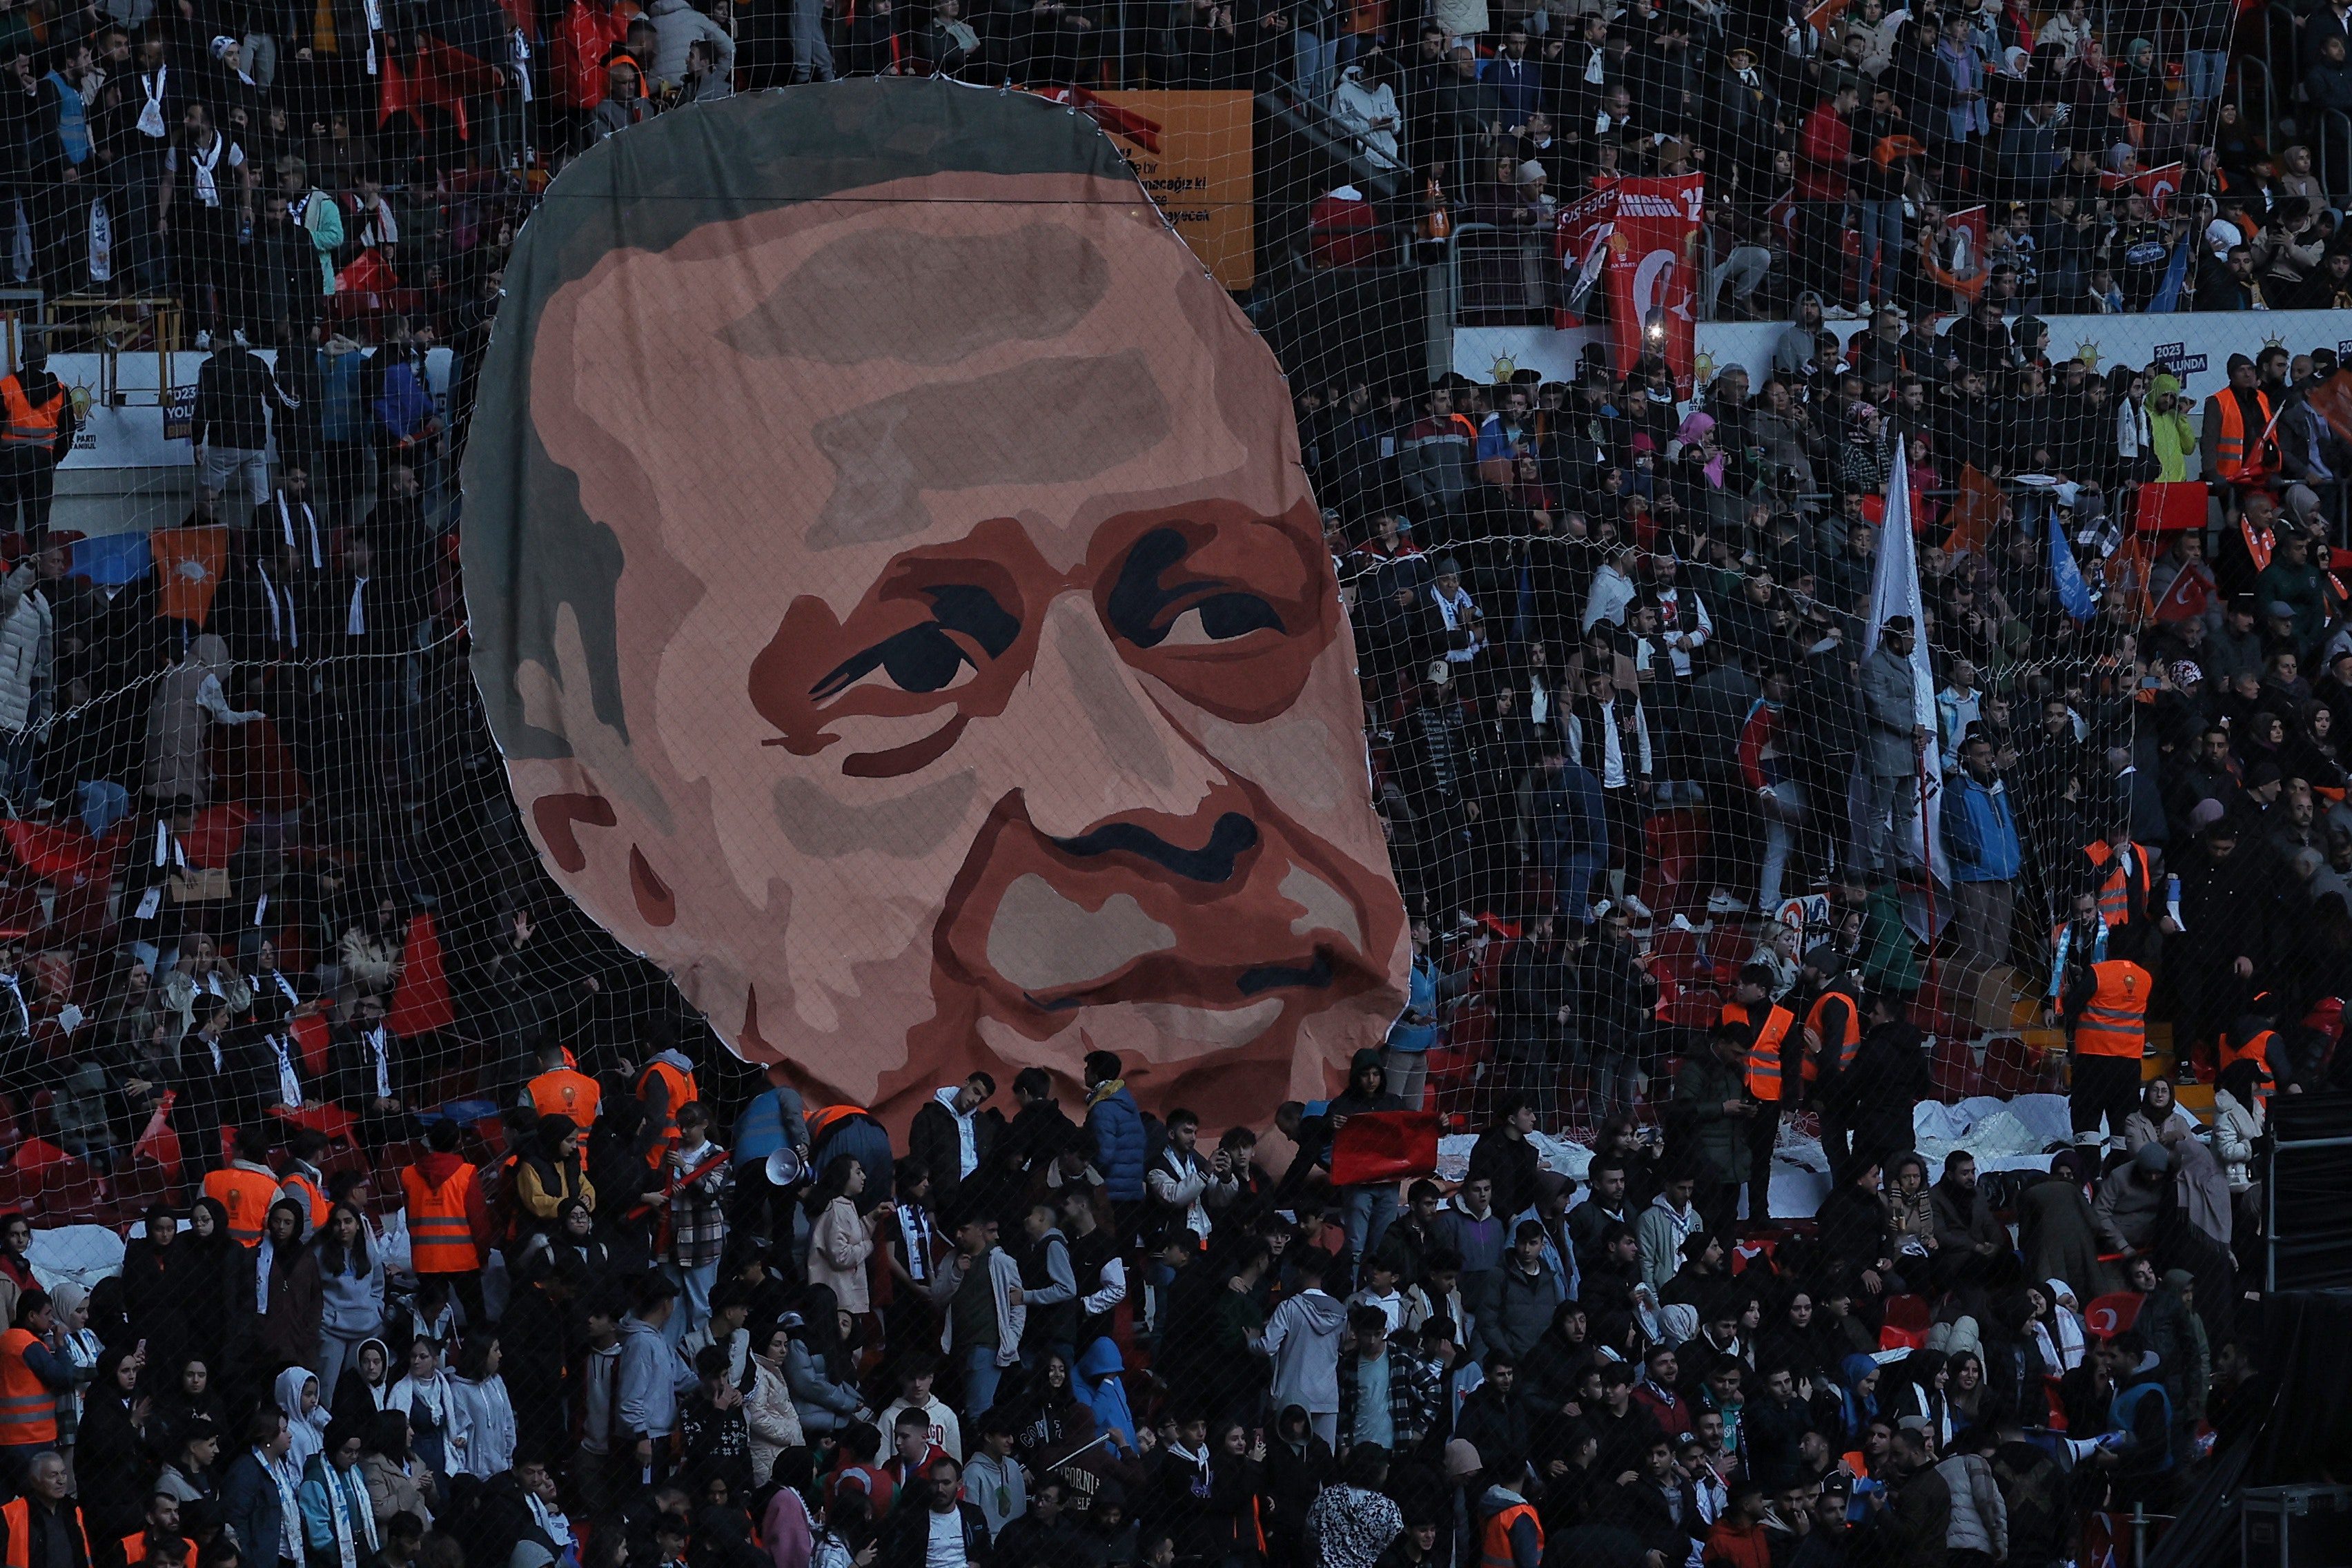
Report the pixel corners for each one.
[1456,308,2352,404]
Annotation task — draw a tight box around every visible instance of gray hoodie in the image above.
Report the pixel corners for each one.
[616,1315,689,1439]
[318,1233,386,1340]
[1264,1288,1349,1416]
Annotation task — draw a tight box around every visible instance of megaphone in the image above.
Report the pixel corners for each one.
[765,1147,806,1186]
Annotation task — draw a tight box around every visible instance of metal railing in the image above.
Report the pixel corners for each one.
[2235,55,2276,150]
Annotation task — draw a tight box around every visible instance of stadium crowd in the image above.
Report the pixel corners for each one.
[0,0,2339,1558]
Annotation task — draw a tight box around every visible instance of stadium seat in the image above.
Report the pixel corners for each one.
[1879,1293,1931,1351]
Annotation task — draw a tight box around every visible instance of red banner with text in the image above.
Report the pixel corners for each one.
[1603,175,1704,393]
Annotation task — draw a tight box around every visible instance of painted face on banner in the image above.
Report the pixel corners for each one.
[467,88,1407,1126]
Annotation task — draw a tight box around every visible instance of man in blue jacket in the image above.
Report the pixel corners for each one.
[1943,732,2023,972]
[1082,1050,1147,1239]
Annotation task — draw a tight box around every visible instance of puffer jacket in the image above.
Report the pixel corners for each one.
[1085,1082,1147,1202]
[784,1337,861,1436]
[1934,1451,2008,1559]
[644,0,734,88]
[744,1354,803,1486]
[0,575,48,734]
[1482,1258,1562,1364]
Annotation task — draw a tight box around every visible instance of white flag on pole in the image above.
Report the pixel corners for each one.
[1859,444,1949,934]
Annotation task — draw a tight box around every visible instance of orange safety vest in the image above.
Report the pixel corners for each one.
[1805,988,1863,1079]
[0,1329,57,1449]
[2211,387,2277,482]
[1477,1499,1542,1568]
[2075,959,2152,1058]
[2082,840,2153,930]
[805,1104,862,1141]
[529,1068,602,1125]
[0,375,62,448]
[2219,1027,2273,1075]
[282,1171,329,1233]
[0,1496,88,1568]
[203,1165,282,1247]
[400,1163,482,1273]
[121,1532,187,1568]
[1725,1001,1801,1103]
[636,1059,697,1167]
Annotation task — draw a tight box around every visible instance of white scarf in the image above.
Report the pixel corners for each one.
[257,1235,279,1313]
[898,1205,932,1284]
[0,973,25,1036]
[187,130,226,206]
[1585,43,1605,82]
[365,1027,391,1099]
[348,576,369,636]
[277,496,322,569]
[153,819,185,869]
[269,1032,303,1108]
[264,1450,305,1560]
[322,1460,379,1568]
[136,63,167,137]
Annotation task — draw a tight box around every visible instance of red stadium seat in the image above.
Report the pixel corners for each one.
[1879,1293,1931,1351]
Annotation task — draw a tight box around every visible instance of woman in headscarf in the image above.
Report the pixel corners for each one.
[1836,1353,1883,1444]
[178,1196,243,1369]
[331,1338,395,1435]
[2117,37,2168,122]
[47,1283,104,1460]
[1756,1286,1839,1389]
[120,1206,188,1362]
[2016,1151,2119,1300]
[1884,1349,1952,1448]
[2123,1077,2189,1154]
[2212,1057,2268,1202]
[248,1199,324,1382]
[142,632,268,806]
[154,1352,231,1458]
[513,1115,596,1245]
[315,1204,385,1394]
[276,1365,333,1471]
[516,1199,614,1300]
[76,1344,154,1540]
[2029,1277,2088,1371]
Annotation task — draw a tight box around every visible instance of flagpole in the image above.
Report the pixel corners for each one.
[1919,761,1939,1001]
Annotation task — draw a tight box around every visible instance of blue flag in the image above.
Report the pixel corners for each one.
[2150,233,2192,313]
[2050,511,2096,620]
[71,531,151,587]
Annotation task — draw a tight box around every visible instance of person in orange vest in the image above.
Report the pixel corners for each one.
[280,1129,332,1240]
[399,1120,491,1327]
[2201,352,2278,508]
[1718,963,1815,1225]
[2078,821,2159,942]
[0,336,76,549]
[120,1492,189,1568]
[2057,926,2154,1150]
[1467,1448,1542,1568]
[0,1450,88,1568]
[1799,946,1865,1173]
[636,1043,698,1169]
[203,1130,284,1248]
[0,1291,70,1467]
[525,1037,602,1126]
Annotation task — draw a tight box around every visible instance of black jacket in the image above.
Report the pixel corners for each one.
[878,1500,990,1568]
[193,347,292,451]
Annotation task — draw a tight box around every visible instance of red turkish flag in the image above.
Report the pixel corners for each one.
[1328,1110,1441,1187]
[135,1091,182,1179]
[387,912,455,1036]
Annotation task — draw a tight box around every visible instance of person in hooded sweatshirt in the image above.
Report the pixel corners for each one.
[617,1275,696,1479]
[1261,1246,1348,1447]
[315,1204,386,1393]
[908,1073,1001,1219]
[386,1335,467,1478]
[277,1365,333,1474]
[331,1337,395,1435]
[447,1335,517,1480]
